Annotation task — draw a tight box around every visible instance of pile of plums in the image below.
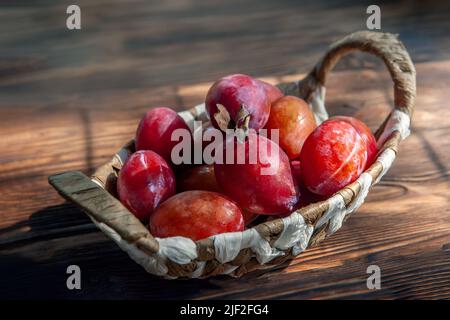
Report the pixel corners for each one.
[117,74,377,241]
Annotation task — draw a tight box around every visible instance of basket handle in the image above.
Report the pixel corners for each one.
[298,31,416,117]
[49,171,160,254]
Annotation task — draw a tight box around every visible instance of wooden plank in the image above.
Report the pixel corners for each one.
[1,0,449,106]
[1,180,449,299]
[1,57,450,297]
[1,60,449,234]
[1,0,449,299]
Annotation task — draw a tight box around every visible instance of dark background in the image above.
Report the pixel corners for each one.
[0,0,449,299]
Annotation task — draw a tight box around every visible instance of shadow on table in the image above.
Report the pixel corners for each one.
[0,202,283,299]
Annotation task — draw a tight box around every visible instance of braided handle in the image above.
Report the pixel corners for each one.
[298,31,416,116]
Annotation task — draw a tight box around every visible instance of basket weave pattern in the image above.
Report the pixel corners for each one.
[49,31,416,279]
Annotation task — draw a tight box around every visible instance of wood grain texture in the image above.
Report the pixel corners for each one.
[0,0,449,299]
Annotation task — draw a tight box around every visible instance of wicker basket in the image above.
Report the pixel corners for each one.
[49,31,416,279]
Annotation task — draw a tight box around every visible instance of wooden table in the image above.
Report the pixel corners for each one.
[1,0,449,299]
